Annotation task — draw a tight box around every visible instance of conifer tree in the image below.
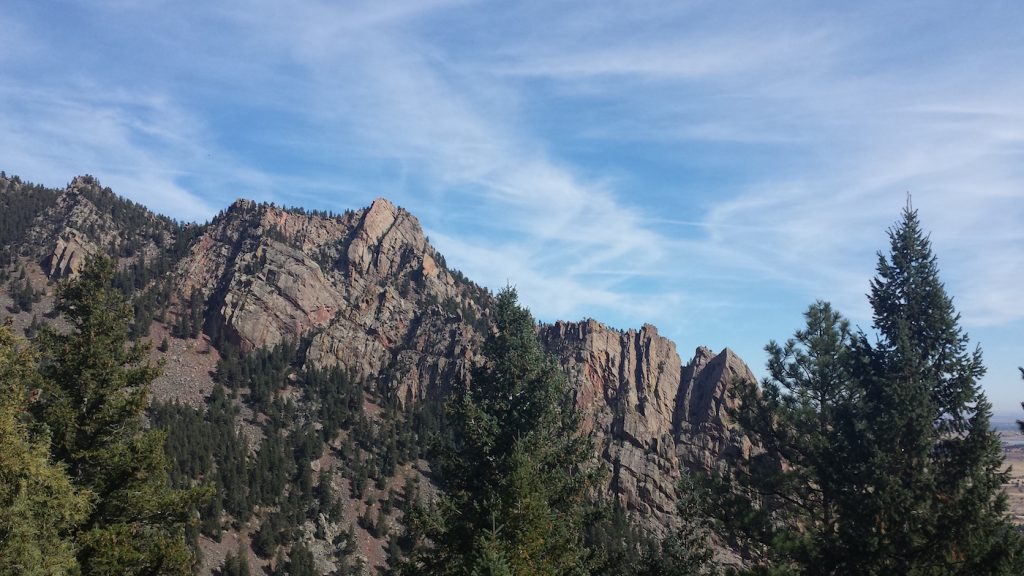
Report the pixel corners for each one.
[408,287,597,575]
[284,543,317,576]
[716,207,1024,575]
[581,498,651,576]
[849,206,1023,574]
[33,256,209,575]
[644,471,719,576]
[470,531,514,576]
[0,322,90,576]
[216,542,251,576]
[712,301,856,572]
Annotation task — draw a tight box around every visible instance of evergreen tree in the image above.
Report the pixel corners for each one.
[0,323,90,576]
[714,207,1024,575]
[848,206,1023,574]
[581,499,652,576]
[712,301,856,573]
[386,532,404,574]
[253,515,280,559]
[470,531,514,576]
[33,256,209,575]
[318,468,335,516]
[216,542,251,576]
[359,504,375,534]
[375,507,390,538]
[285,543,318,576]
[408,287,597,575]
[644,471,718,576]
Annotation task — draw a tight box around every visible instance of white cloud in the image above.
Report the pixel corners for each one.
[3,0,1021,404]
[178,0,1024,335]
[0,86,211,220]
[197,5,684,323]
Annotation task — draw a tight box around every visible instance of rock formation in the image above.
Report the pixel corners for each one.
[171,197,489,403]
[21,175,176,279]
[540,320,756,532]
[1,172,759,548]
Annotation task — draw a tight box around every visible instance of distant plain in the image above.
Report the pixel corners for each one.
[1001,431,1024,524]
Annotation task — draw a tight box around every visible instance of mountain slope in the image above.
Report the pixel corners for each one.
[0,173,757,573]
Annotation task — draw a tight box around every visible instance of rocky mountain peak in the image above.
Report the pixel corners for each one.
[228,197,257,211]
[360,197,398,241]
[15,175,178,279]
[540,319,756,531]
[168,196,489,404]
[32,179,119,278]
[0,172,759,551]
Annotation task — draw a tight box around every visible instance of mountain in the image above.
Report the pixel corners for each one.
[542,321,755,528]
[0,173,757,574]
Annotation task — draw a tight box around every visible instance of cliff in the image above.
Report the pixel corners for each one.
[170,196,489,403]
[541,320,755,531]
[0,172,759,570]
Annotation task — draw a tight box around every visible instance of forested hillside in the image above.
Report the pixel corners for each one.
[1,173,1020,575]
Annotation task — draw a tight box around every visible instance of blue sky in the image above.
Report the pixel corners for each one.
[2,1,1022,416]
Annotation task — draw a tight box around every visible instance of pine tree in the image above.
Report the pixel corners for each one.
[285,543,318,576]
[33,256,209,575]
[845,207,1023,573]
[470,530,514,576]
[253,515,280,559]
[375,507,389,538]
[645,471,719,576]
[385,532,404,574]
[580,498,651,576]
[715,207,1024,574]
[216,542,251,576]
[712,301,856,572]
[0,322,90,576]
[408,287,597,575]
[318,468,335,516]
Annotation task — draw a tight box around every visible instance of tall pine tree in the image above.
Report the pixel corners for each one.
[34,256,209,575]
[844,206,1022,574]
[643,471,719,576]
[710,301,858,574]
[408,287,597,576]
[715,207,1023,575]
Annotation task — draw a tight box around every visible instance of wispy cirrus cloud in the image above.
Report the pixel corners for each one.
[185,2,682,322]
[2,0,1022,407]
[0,84,217,221]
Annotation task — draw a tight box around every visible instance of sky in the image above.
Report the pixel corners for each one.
[1,1,1022,417]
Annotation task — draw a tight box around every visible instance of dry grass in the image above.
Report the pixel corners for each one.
[1001,431,1024,525]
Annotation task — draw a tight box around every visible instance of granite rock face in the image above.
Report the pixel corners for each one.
[540,320,756,532]
[6,174,759,539]
[677,346,757,472]
[168,196,758,532]
[172,197,489,402]
[24,175,175,279]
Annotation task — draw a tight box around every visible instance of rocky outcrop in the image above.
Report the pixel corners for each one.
[176,193,758,533]
[173,197,489,402]
[540,320,756,532]
[45,230,96,278]
[677,346,756,472]
[25,175,176,278]
[31,179,114,278]
[5,172,760,546]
